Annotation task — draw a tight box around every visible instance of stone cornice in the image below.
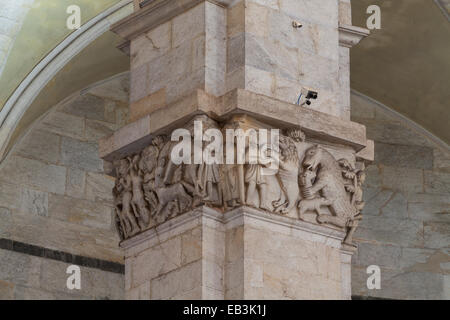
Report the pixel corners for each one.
[120,206,346,251]
[111,0,229,40]
[339,24,370,48]
[99,89,368,161]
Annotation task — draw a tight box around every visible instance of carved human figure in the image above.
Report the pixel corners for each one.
[141,144,159,213]
[130,154,150,228]
[220,164,241,209]
[114,158,140,237]
[272,134,301,215]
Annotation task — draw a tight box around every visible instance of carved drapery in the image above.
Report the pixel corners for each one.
[112,115,366,245]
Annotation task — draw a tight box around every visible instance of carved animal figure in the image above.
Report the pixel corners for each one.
[151,157,193,223]
[298,145,357,227]
[273,135,300,215]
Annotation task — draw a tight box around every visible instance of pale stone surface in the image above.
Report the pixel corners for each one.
[0,156,66,195]
[60,94,108,122]
[99,89,369,161]
[351,91,450,300]
[20,188,48,217]
[37,111,85,141]
[0,76,128,300]
[122,207,351,300]
[60,137,104,173]
[13,130,60,164]
[65,168,86,199]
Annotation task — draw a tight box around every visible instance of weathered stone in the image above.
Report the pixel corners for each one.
[172,3,205,48]
[60,94,107,122]
[0,156,66,195]
[60,137,104,173]
[381,166,424,194]
[131,236,182,288]
[400,247,436,270]
[39,258,124,300]
[85,120,115,142]
[85,172,115,202]
[227,33,245,74]
[150,260,202,300]
[65,168,86,199]
[433,147,450,172]
[353,242,402,269]
[408,202,450,223]
[279,0,338,28]
[0,250,31,285]
[381,192,408,219]
[424,222,450,249]
[364,164,381,188]
[361,188,394,216]
[365,121,434,148]
[38,111,85,140]
[355,215,424,247]
[129,88,166,122]
[20,188,48,217]
[424,170,450,194]
[48,194,113,230]
[0,181,22,210]
[131,21,171,69]
[130,63,148,103]
[14,129,60,164]
[375,142,433,169]
[87,73,130,103]
[0,279,14,300]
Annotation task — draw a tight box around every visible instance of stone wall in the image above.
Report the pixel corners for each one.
[350,91,450,300]
[0,73,130,300]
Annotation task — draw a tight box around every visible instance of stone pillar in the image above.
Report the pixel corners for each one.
[103,0,373,300]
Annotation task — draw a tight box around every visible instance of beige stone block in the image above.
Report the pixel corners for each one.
[227,1,244,38]
[381,166,424,194]
[85,172,115,202]
[130,88,167,123]
[132,236,182,288]
[131,21,171,69]
[172,2,205,48]
[60,137,104,173]
[248,0,279,10]
[0,280,14,300]
[181,227,202,265]
[14,129,60,164]
[150,260,202,299]
[0,181,22,210]
[245,1,269,38]
[38,111,85,140]
[65,167,86,199]
[0,156,66,195]
[48,193,112,230]
[245,66,274,98]
[339,0,352,25]
[130,63,148,103]
[19,188,48,217]
[280,0,338,28]
[87,73,130,103]
[85,119,116,142]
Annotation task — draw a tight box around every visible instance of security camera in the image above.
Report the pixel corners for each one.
[296,87,318,106]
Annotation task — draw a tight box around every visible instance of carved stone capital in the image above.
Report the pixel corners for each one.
[109,113,370,247]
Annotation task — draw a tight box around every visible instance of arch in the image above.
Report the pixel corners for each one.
[0,0,133,162]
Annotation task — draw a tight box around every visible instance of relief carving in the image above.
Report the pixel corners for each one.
[112,116,367,245]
